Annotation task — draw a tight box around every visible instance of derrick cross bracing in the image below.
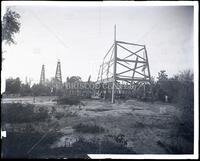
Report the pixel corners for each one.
[96,25,151,103]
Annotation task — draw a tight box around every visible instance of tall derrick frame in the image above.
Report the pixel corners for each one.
[55,59,62,89]
[96,25,151,103]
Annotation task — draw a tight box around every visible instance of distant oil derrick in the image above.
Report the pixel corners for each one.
[55,59,62,89]
[40,64,45,85]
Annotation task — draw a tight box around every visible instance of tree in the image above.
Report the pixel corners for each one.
[175,69,193,82]
[172,70,194,142]
[2,8,21,45]
[5,77,21,94]
[68,76,82,83]
[31,84,51,96]
[1,8,21,93]
[154,69,194,104]
[157,70,168,81]
[173,70,194,108]
[20,83,32,96]
[156,70,169,101]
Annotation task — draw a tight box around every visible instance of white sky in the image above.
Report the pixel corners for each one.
[2,4,194,84]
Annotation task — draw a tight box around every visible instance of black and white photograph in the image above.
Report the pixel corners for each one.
[1,1,198,159]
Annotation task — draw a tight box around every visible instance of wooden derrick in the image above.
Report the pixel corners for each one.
[96,25,151,103]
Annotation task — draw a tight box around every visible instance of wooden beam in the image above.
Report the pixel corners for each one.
[131,57,138,85]
[144,46,151,82]
[117,68,133,75]
[124,48,144,60]
[126,80,131,84]
[97,64,101,82]
[107,48,114,80]
[116,40,145,47]
[103,59,114,65]
[96,77,113,84]
[117,61,132,71]
[100,61,104,81]
[102,69,113,78]
[134,70,149,77]
[103,43,114,60]
[117,58,146,63]
[101,61,113,72]
[102,68,108,75]
[117,44,145,61]
[117,77,150,82]
[112,24,117,103]
[116,75,133,79]
[119,79,131,84]
[135,64,145,69]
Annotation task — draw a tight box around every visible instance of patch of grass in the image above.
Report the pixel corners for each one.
[57,96,82,105]
[178,122,193,142]
[133,122,145,128]
[1,132,63,158]
[73,123,105,133]
[85,108,111,112]
[29,136,134,158]
[2,132,134,158]
[54,112,65,120]
[157,140,172,153]
[106,134,128,146]
[1,103,49,124]
[71,137,135,154]
[100,140,134,154]
[131,108,143,111]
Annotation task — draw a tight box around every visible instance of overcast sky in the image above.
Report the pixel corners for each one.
[2,4,194,84]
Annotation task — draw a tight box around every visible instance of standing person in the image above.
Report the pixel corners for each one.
[165,95,168,103]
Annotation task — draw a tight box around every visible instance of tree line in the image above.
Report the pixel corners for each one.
[4,78,51,96]
[133,69,194,108]
[3,76,85,97]
[153,69,193,108]
[4,70,194,105]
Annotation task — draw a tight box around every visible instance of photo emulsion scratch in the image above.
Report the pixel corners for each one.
[1,1,198,159]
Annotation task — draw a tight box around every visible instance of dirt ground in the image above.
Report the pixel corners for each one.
[2,96,193,157]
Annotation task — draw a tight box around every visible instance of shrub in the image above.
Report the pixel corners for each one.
[73,123,105,133]
[1,132,63,158]
[1,103,49,123]
[57,96,81,105]
[71,137,134,154]
[54,112,65,120]
[31,84,51,96]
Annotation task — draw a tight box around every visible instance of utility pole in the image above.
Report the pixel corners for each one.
[112,24,117,103]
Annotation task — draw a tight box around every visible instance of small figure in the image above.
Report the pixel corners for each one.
[165,95,168,103]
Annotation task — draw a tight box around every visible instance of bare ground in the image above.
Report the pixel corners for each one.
[1,96,193,158]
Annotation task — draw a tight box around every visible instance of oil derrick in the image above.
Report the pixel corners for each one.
[55,60,62,89]
[96,25,151,103]
[40,64,45,85]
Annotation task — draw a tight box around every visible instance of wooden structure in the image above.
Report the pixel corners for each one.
[96,25,151,103]
[40,64,45,85]
[54,60,62,89]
